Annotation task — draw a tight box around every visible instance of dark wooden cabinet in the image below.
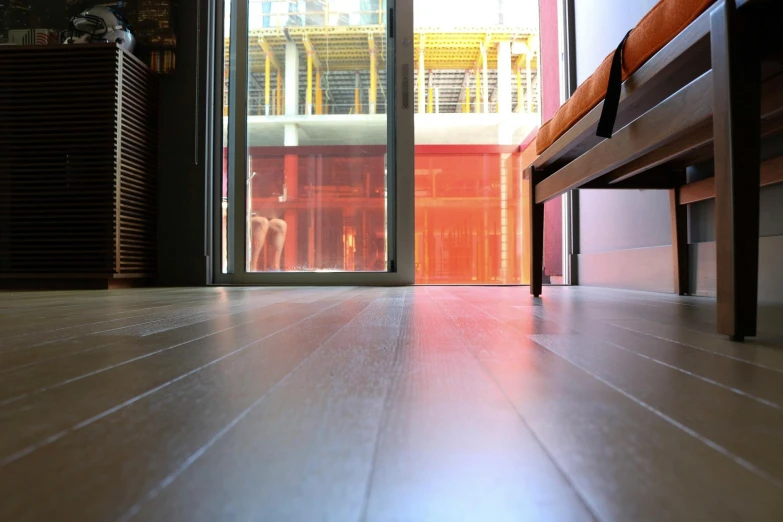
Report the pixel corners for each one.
[0,44,159,289]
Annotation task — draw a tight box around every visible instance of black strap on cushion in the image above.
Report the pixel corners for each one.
[596,30,632,139]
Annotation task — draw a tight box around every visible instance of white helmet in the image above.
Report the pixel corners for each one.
[62,6,136,54]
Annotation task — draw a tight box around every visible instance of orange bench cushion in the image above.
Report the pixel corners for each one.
[536,0,716,155]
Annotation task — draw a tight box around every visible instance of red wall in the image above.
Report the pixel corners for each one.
[222,145,526,282]
[540,0,564,279]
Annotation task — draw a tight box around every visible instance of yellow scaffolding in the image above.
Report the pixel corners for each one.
[475,62,481,114]
[258,37,281,116]
[316,70,323,115]
[418,35,426,114]
[229,17,538,116]
[427,71,434,114]
[354,72,362,114]
[368,34,377,114]
[242,26,536,73]
[302,34,323,116]
[276,73,282,115]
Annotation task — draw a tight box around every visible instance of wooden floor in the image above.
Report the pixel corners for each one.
[1,286,783,521]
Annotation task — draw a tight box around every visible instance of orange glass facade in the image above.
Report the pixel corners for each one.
[415,146,527,284]
[247,146,387,272]
[223,144,531,283]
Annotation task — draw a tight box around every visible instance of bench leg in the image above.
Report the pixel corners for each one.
[527,167,544,297]
[670,186,689,296]
[711,2,761,341]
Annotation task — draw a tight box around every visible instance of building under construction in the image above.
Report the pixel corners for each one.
[222,0,540,283]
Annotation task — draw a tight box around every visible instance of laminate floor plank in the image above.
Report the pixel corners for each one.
[608,317,783,369]
[432,287,783,522]
[2,285,782,522]
[0,288,178,309]
[0,287,295,327]
[0,289,370,462]
[0,292,273,347]
[496,289,783,367]
[501,287,724,336]
[0,296,181,324]
[0,302,215,347]
[126,289,410,522]
[526,301,783,408]
[0,287,349,373]
[566,286,783,336]
[362,289,595,522]
[0,288,355,403]
[0,289,382,522]
[552,291,723,335]
[447,290,783,477]
[0,292,288,371]
[529,334,783,484]
[0,289,203,325]
[443,287,783,396]
[0,296,205,337]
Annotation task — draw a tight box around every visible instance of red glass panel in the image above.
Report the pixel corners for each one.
[222,144,560,283]
[414,147,527,284]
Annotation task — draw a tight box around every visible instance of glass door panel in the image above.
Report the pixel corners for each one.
[411,0,542,284]
[245,0,389,274]
[219,0,414,284]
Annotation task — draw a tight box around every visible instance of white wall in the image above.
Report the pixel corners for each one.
[573,0,670,261]
[572,0,783,302]
[578,190,671,254]
[574,0,657,85]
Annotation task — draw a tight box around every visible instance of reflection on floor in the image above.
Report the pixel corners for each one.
[1,286,782,521]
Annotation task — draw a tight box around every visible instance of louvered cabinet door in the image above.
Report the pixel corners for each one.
[0,44,159,288]
[116,49,159,278]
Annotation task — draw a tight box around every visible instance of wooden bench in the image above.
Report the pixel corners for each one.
[526,0,783,341]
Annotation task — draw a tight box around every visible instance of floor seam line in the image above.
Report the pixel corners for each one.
[0,289,372,468]
[115,288,383,522]
[428,287,604,522]
[357,287,410,522]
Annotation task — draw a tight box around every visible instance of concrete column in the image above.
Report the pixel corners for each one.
[497,41,512,114]
[315,71,323,115]
[525,54,532,114]
[369,43,377,114]
[354,72,362,114]
[306,51,314,115]
[497,121,513,145]
[276,72,282,115]
[474,66,481,113]
[284,40,300,235]
[427,71,434,114]
[264,53,272,115]
[283,119,299,266]
[481,44,489,114]
[418,49,426,114]
[534,53,541,114]
[285,41,300,116]
[284,123,299,146]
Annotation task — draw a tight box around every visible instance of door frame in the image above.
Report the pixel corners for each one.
[212,0,415,285]
[557,0,578,286]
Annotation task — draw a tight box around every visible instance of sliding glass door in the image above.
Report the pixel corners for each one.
[410,0,542,284]
[216,0,414,284]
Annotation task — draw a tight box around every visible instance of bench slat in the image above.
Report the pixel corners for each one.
[532,4,715,170]
[535,71,714,204]
[679,154,783,205]
[602,72,783,185]
[605,124,714,185]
